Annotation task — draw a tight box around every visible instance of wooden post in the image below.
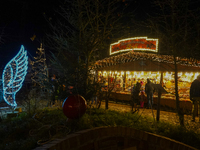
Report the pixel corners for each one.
[156,90,161,121]
[160,72,163,86]
[123,71,126,91]
[152,84,168,122]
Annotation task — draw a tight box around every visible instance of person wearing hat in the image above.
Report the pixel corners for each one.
[190,75,200,122]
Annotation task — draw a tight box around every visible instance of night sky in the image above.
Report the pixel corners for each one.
[0,0,154,67]
[0,0,62,67]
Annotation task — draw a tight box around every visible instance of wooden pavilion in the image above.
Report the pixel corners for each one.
[92,37,200,112]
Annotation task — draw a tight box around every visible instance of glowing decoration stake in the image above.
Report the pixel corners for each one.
[2,45,28,107]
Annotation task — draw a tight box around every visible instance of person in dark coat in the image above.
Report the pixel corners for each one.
[190,75,200,122]
[145,78,154,109]
[131,82,141,112]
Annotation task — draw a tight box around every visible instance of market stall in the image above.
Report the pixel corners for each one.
[93,37,200,112]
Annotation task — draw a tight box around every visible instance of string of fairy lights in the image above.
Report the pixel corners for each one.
[93,51,200,69]
[30,43,48,89]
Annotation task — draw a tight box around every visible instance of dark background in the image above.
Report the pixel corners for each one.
[0,0,154,67]
[0,0,63,66]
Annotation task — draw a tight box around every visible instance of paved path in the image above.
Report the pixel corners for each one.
[96,101,200,132]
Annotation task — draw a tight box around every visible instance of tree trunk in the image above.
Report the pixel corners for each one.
[174,56,184,126]
[171,0,184,126]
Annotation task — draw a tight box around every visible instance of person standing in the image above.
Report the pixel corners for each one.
[140,91,145,108]
[131,82,141,112]
[145,79,154,109]
[190,75,200,122]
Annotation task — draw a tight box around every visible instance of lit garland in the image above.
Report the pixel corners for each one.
[110,37,159,55]
[2,45,28,107]
[93,51,200,69]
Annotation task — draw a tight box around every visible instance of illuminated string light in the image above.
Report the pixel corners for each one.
[194,72,199,79]
[110,37,159,55]
[94,50,200,70]
[2,45,28,107]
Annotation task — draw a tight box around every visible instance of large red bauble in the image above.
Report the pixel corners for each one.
[62,95,87,119]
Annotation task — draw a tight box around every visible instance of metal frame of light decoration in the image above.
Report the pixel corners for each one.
[2,45,28,107]
[110,37,159,55]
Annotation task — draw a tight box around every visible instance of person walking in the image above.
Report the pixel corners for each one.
[190,75,200,122]
[145,78,154,109]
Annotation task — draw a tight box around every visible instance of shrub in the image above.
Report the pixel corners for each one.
[0,107,199,149]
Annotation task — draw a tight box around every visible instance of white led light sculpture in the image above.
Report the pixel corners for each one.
[2,45,28,107]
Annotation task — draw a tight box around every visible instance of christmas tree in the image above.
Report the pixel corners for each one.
[30,43,51,98]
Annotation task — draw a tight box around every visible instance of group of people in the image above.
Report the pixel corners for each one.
[131,78,154,111]
[131,75,200,122]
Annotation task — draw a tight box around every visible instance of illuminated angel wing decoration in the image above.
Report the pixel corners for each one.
[2,45,28,107]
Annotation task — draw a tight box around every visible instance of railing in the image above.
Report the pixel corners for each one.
[33,126,198,150]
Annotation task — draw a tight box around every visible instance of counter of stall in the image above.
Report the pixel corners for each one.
[101,90,192,113]
[99,70,194,112]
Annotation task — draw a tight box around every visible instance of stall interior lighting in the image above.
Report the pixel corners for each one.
[194,73,199,79]
[178,72,183,76]
[98,71,200,82]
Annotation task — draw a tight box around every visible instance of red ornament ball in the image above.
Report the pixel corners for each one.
[62,95,87,119]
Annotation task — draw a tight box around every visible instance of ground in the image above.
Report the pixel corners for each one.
[95,101,200,132]
[0,100,199,132]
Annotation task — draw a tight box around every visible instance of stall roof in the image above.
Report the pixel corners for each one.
[93,51,200,72]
